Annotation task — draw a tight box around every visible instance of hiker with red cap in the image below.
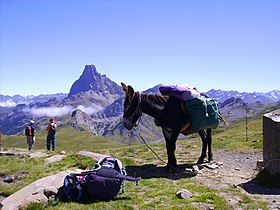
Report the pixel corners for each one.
[46,117,57,151]
[25,120,36,150]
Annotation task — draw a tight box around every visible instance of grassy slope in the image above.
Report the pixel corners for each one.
[1,125,121,152]
[0,117,271,209]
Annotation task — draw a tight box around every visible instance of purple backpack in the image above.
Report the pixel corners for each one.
[63,157,141,201]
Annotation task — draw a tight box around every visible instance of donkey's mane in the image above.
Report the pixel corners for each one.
[140,93,169,104]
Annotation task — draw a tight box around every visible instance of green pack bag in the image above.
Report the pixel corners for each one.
[186,96,220,132]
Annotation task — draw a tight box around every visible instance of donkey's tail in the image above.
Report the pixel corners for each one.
[219,112,229,126]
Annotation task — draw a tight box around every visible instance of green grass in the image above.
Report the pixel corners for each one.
[212,118,263,153]
[0,117,272,209]
[1,125,122,152]
[0,154,94,196]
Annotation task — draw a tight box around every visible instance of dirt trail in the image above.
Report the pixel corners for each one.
[193,151,280,210]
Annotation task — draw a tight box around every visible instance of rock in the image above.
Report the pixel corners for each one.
[256,160,264,169]
[175,189,193,199]
[29,152,48,159]
[23,191,48,206]
[252,140,260,142]
[77,151,108,160]
[192,165,200,173]
[43,187,58,198]
[204,163,219,170]
[216,162,223,166]
[3,175,15,183]
[233,184,238,188]
[185,168,193,173]
[0,152,15,156]
[0,169,82,210]
[60,151,66,155]
[263,109,280,175]
[45,154,66,163]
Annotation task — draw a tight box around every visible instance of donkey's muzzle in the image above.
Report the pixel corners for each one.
[123,118,134,130]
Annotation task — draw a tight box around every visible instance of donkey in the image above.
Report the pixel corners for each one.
[121,82,227,169]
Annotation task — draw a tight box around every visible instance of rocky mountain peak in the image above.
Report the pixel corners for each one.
[220,97,247,108]
[68,65,122,97]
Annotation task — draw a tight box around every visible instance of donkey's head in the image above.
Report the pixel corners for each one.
[121,82,142,130]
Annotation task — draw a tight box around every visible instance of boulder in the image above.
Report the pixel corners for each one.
[175,189,193,199]
[77,151,108,160]
[263,109,280,175]
[0,169,82,210]
[3,175,15,183]
[45,154,66,163]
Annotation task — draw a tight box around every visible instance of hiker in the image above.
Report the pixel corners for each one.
[46,117,57,151]
[25,120,36,150]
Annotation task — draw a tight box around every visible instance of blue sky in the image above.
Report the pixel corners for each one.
[1,0,279,96]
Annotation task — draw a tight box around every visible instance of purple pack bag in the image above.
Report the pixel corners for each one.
[63,157,141,201]
[159,85,200,101]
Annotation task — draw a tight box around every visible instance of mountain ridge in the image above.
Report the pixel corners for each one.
[1,64,279,139]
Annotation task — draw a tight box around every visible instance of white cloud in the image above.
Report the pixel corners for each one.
[76,105,102,115]
[26,106,73,117]
[0,99,17,107]
[24,105,102,117]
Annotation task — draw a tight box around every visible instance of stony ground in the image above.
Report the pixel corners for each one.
[1,149,280,209]
[192,151,280,210]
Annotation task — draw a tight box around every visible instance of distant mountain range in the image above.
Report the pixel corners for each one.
[0,64,279,142]
[205,89,280,104]
[1,87,279,108]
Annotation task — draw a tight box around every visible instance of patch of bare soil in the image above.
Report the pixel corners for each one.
[127,150,280,209]
[193,151,280,210]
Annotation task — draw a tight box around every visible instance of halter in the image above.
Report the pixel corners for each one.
[123,92,142,130]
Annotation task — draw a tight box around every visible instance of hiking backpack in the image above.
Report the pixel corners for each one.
[159,85,222,132]
[63,157,141,201]
[25,126,32,136]
[49,123,56,135]
[186,96,221,132]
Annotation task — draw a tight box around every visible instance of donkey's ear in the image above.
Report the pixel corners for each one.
[121,82,128,92]
[127,85,135,102]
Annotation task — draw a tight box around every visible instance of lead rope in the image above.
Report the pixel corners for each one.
[133,126,178,173]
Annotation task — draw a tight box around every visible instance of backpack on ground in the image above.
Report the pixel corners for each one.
[25,126,32,136]
[63,157,141,201]
[49,123,56,135]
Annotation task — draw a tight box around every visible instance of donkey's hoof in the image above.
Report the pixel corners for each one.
[164,164,177,171]
[197,158,205,164]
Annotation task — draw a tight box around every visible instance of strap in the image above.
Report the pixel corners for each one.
[71,169,141,182]
[116,174,142,182]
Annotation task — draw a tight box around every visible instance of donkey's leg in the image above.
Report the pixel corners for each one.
[162,128,179,169]
[197,130,207,164]
[206,128,213,162]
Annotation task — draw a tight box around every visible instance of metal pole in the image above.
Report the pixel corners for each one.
[0,131,2,152]
[245,107,249,141]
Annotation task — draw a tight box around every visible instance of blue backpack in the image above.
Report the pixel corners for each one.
[63,157,141,201]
